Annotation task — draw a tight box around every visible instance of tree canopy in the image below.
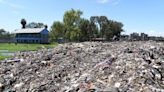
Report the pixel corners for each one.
[0,29,6,35]
[49,9,124,42]
[26,22,45,28]
[0,29,11,39]
[63,9,83,41]
[49,21,65,41]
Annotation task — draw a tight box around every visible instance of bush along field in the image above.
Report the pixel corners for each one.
[0,43,58,60]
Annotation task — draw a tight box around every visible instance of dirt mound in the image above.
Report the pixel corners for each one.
[0,41,164,92]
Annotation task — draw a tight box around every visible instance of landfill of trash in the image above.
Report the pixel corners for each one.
[0,41,164,92]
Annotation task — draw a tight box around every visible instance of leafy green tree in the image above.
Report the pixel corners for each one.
[78,19,90,41]
[20,18,27,29]
[49,9,124,42]
[90,16,124,41]
[49,21,65,41]
[63,9,83,41]
[90,16,109,39]
[0,29,12,39]
[38,23,45,28]
[26,22,45,28]
[105,20,124,40]
[99,16,109,38]
[89,21,99,40]
[0,29,6,38]
[0,29,6,35]
[108,20,124,37]
[79,18,98,41]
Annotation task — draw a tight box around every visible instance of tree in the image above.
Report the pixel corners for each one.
[63,9,83,41]
[38,23,45,28]
[90,16,109,39]
[79,18,98,41]
[49,21,65,41]
[49,9,124,42]
[20,18,27,29]
[109,20,123,36]
[26,22,45,28]
[0,29,6,38]
[90,16,124,41]
[99,16,109,38]
[0,29,12,39]
[105,20,124,40]
[79,19,90,41]
[0,29,6,35]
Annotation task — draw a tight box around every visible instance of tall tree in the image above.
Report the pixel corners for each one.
[109,20,124,36]
[20,18,27,29]
[79,19,90,41]
[0,29,12,39]
[63,9,83,41]
[0,29,6,35]
[99,16,109,38]
[105,20,124,40]
[0,29,6,38]
[90,16,100,39]
[49,21,65,40]
[49,9,124,42]
[90,16,109,39]
[90,16,124,41]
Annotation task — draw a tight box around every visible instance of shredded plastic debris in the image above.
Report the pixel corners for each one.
[0,41,164,92]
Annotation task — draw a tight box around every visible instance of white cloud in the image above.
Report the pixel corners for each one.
[8,3,25,9]
[97,0,120,5]
[0,0,24,9]
[0,0,24,15]
[97,0,109,4]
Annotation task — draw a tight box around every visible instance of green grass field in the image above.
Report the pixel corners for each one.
[0,56,11,60]
[0,43,58,52]
[0,43,58,60]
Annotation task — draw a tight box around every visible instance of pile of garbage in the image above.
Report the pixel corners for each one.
[0,41,164,92]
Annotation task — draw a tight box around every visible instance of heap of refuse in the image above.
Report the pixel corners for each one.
[0,41,164,92]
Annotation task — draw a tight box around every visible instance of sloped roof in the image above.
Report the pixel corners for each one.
[14,28,45,34]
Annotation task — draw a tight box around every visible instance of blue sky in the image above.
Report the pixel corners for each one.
[0,0,164,36]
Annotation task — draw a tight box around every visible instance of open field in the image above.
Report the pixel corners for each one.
[0,43,58,52]
[0,43,58,60]
[0,56,11,60]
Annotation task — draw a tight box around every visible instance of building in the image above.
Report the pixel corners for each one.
[14,27,49,44]
[0,38,14,43]
[149,36,164,41]
[141,33,148,41]
[130,32,140,41]
[120,35,129,41]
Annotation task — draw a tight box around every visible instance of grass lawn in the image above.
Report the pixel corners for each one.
[0,56,11,60]
[0,43,58,52]
[0,43,58,60]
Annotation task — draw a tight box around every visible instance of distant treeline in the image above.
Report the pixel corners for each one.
[0,29,14,43]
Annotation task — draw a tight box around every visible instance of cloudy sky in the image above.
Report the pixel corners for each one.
[0,0,164,36]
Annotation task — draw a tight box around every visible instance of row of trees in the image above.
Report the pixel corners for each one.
[49,9,124,42]
[20,19,46,29]
[0,29,12,39]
